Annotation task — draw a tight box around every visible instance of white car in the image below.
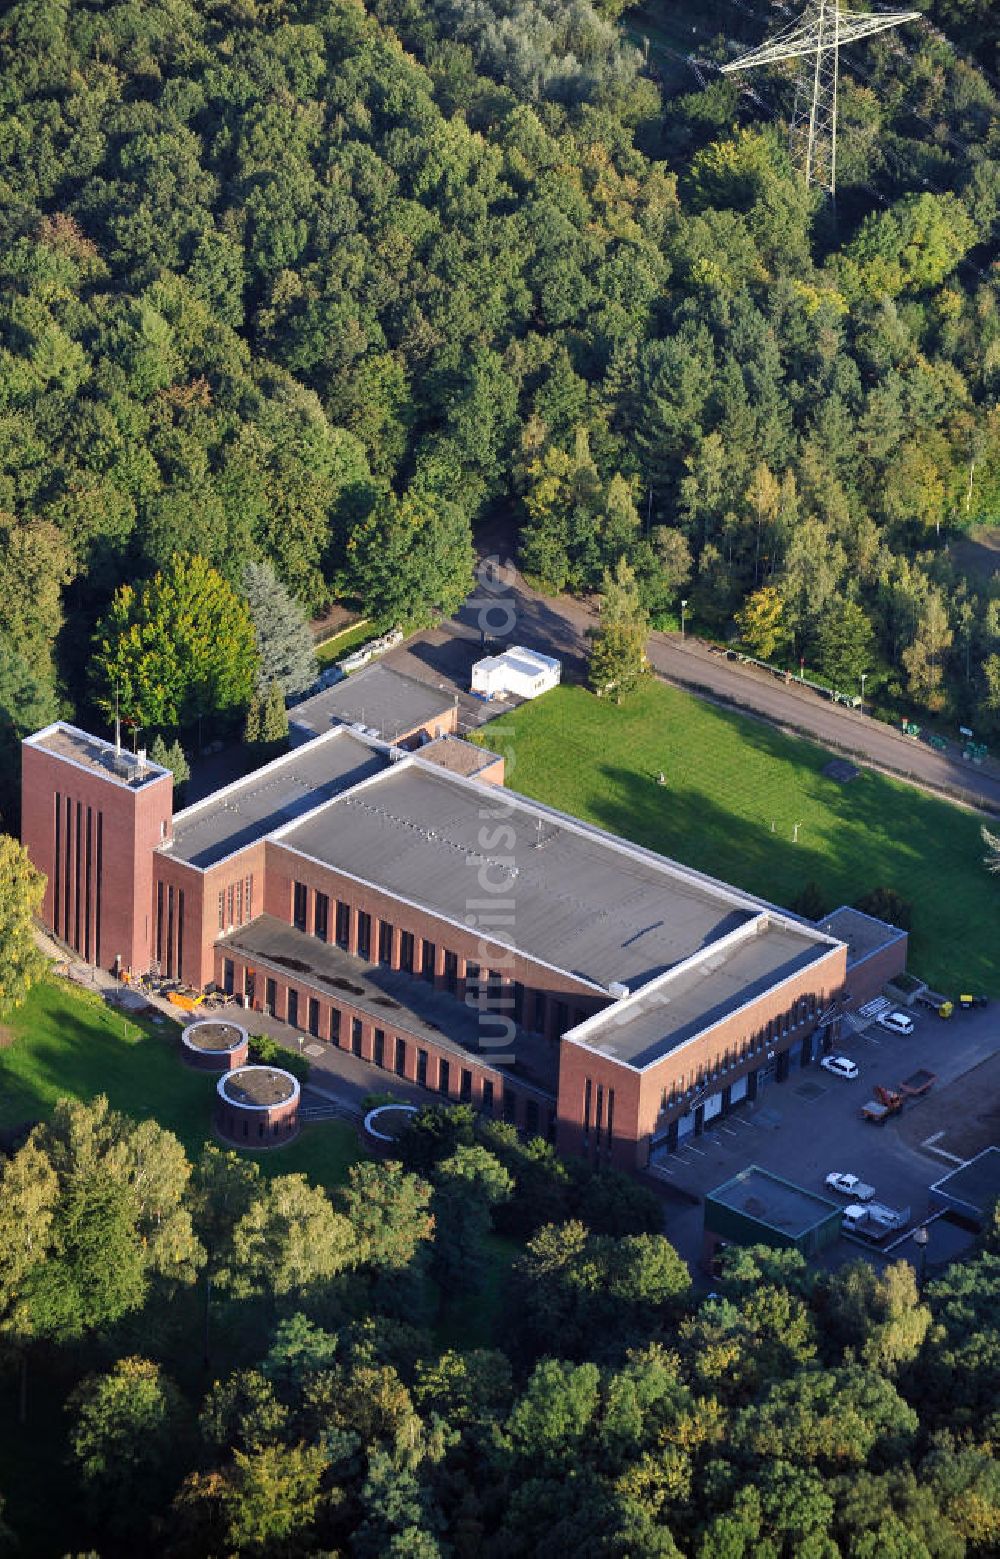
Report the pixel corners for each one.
[820,1054,859,1080]
[877,1010,915,1036]
[825,1172,876,1202]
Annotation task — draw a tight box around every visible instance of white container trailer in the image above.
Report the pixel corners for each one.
[471,646,561,701]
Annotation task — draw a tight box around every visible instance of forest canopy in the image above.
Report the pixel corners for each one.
[0,0,998,784]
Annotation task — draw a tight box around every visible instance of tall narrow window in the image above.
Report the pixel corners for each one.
[438,1059,450,1095]
[421,940,436,983]
[236,879,243,926]
[583,1077,592,1142]
[399,931,414,972]
[460,1069,472,1102]
[156,882,164,967]
[288,989,299,1028]
[373,1029,385,1068]
[482,1079,494,1113]
[218,892,225,932]
[293,881,308,933]
[357,912,371,960]
[166,886,175,978]
[95,812,103,964]
[227,883,235,927]
[394,1037,406,1076]
[74,801,82,952]
[330,1007,341,1045]
[351,1018,363,1057]
[246,876,253,920]
[314,892,329,942]
[84,806,92,962]
[607,1089,615,1146]
[417,1049,428,1086]
[64,796,72,944]
[378,920,393,965]
[443,950,458,992]
[177,890,185,981]
[308,997,320,1036]
[53,792,62,937]
[336,900,350,948]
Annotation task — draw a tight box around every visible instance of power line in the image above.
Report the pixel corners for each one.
[721,0,921,199]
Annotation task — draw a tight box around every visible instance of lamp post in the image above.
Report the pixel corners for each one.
[913,1224,929,1290]
[860,671,867,718]
[680,599,688,642]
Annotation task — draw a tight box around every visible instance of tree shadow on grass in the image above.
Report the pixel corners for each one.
[585,764,998,991]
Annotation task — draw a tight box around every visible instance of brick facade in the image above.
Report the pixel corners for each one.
[21,733,172,977]
[21,721,870,1172]
[558,944,847,1169]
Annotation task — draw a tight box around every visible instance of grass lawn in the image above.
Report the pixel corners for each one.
[0,978,363,1192]
[474,681,1000,994]
[315,618,371,666]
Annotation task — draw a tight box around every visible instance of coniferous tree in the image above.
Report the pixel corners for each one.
[259,681,288,750]
[242,561,317,700]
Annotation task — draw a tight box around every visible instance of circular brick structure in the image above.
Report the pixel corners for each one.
[215,1065,301,1147]
[181,1019,250,1072]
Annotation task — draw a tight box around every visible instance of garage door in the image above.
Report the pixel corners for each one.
[730,1074,748,1105]
[676,1109,696,1142]
[703,1091,723,1122]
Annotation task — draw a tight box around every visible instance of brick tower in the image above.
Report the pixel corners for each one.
[21,723,173,976]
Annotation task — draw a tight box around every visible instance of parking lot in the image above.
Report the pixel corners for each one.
[651,1002,999,1273]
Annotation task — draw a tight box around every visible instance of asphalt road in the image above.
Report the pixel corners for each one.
[406,556,1000,818]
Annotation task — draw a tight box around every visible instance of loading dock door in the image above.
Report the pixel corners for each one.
[730,1074,748,1105]
[677,1109,696,1142]
[703,1091,723,1123]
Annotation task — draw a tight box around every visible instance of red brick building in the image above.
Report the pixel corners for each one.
[22,717,905,1169]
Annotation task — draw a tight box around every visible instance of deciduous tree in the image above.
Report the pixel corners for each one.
[0,834,47,1015]
[91,552,257,733]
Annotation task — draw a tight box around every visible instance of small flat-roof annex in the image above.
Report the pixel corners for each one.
[707,1165,841,1240]
[290,662,455,742]
[817,905,907,966]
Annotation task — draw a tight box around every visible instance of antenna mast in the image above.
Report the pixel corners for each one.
[721,0,920,200]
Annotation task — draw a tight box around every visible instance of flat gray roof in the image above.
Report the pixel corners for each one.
[290,663,455,742]
[817,905,906,965]
[220,915,557,1095]
[277,763,786,992]
[163,729,388,869]
[572,920,836,1067]
[24,722,170,791]
[707,1166,841,1238]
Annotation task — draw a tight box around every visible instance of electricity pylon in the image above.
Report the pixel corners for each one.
[720,0,920,200]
